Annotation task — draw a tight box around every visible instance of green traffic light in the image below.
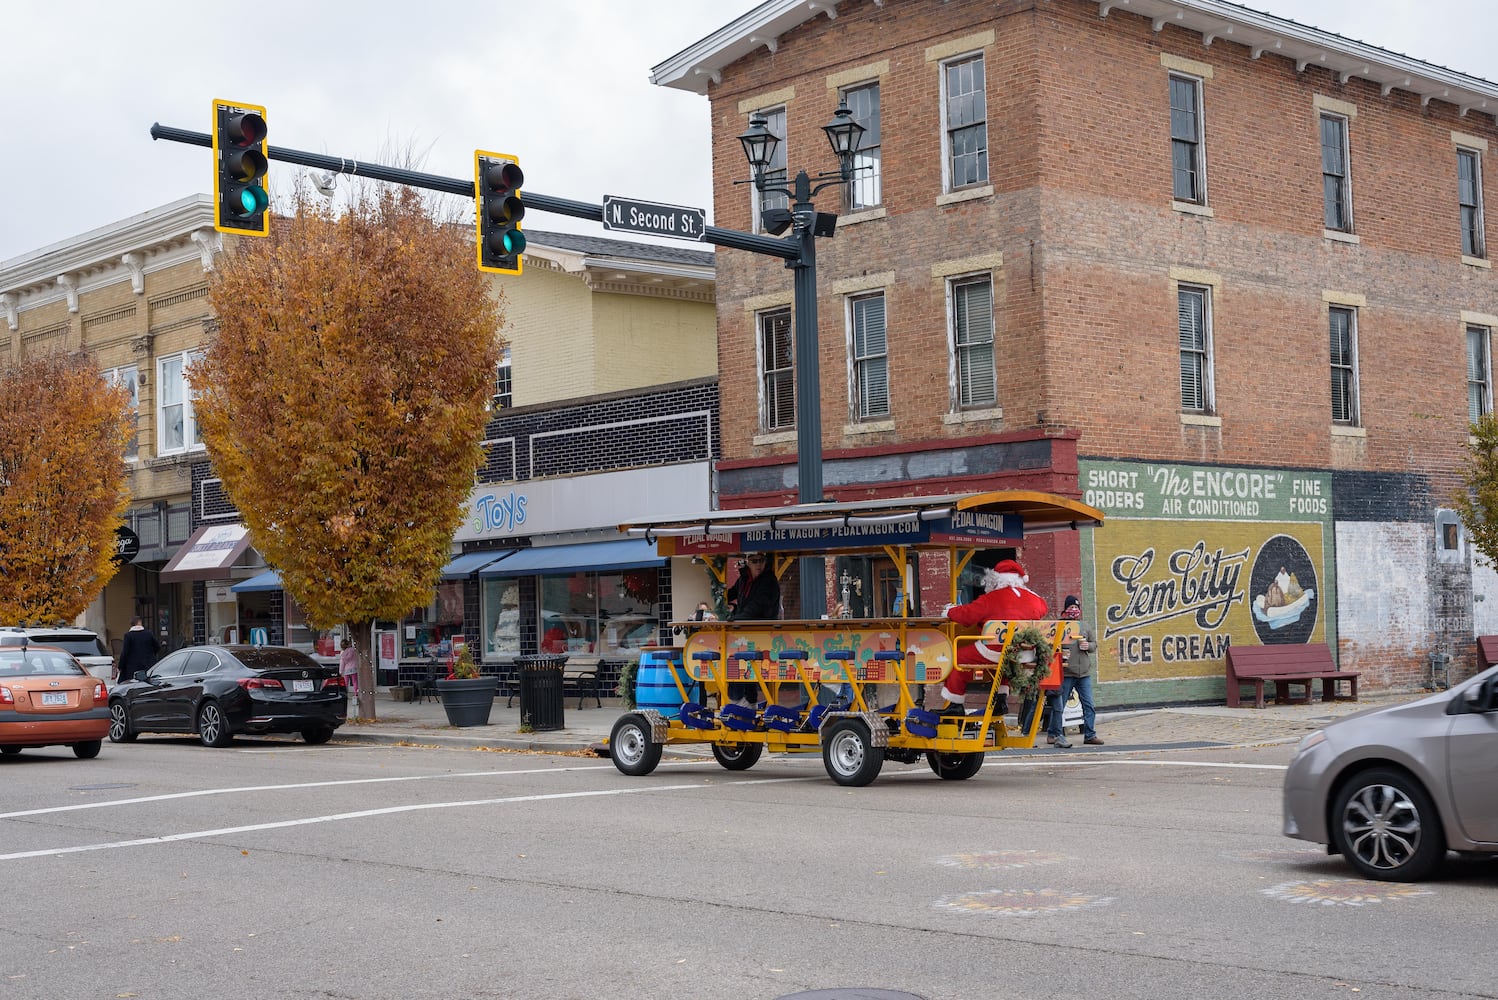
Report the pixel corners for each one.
[504,230,526,254]
[233,184,269,218]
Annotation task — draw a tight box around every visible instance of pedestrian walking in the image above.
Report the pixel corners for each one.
[116,616,158,683]
[1049,595,1104,748]
[339,637,360,701]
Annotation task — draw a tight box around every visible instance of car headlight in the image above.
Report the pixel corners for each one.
[1294,730,1327,756]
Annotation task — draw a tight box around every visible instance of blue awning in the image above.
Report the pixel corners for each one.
[477,538,665,577]
[231,570,283,593]
[440,551,511,579]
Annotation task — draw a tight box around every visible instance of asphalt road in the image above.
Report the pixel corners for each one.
[3,737,1494,1000]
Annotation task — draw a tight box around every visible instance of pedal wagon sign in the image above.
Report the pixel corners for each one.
[1078,460,1336,693]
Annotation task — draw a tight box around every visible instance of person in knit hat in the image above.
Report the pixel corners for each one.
[1048,593,1103,748]
[941,558,1049,715]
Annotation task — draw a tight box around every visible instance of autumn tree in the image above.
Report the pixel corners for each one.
[1456,414,1498,568]
[0,351,132,622]
[193,184,503,718]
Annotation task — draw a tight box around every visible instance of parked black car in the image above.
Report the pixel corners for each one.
[108,645,347,747]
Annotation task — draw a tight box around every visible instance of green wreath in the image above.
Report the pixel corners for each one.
[999,625,1054,701]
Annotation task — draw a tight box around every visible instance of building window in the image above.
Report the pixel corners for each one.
[1329,305,1359,424]
[1459,147,1486,259]
[539,570,657,659]
[103,364,140,460]
[1177,285,1213,413]
[493,347,512,409]
[752,106,788,233]
[1169,74,1205,204]
[842,82,881,210]
[157,351,204,455]
[849,292,889,419]
[482,577,520,658]
[759,308,795,431]
[943,54,987,190]
[951,276,996,408]
[1469,324,1492,423]
[1320,114,1353,232]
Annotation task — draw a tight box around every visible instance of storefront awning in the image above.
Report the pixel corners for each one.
[477,538,666,577]
[159,523,253,583]
[440,551,511,579]
[231,570,283,593]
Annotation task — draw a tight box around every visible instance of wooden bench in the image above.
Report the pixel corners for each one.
[1225,643,1359,709]
[1478,635,1498,669]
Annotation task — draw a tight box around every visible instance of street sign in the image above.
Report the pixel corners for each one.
[602,196,706,242]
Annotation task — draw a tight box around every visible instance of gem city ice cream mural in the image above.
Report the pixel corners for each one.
[1078,460,1336,688]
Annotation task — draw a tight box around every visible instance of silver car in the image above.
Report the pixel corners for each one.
[1282,664,1498,881]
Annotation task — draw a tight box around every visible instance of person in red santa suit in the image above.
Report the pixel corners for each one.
[940,558,1049,715]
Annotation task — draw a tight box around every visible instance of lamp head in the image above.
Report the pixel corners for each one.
[737,115,780,175]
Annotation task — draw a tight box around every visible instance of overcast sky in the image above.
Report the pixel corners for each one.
[2,0,1494,263]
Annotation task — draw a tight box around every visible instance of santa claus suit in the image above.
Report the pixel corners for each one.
[941,560,1049,709]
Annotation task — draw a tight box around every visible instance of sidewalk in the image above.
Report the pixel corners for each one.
[335,687,1433,755]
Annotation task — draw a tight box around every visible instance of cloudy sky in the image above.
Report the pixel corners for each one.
[2,0,1494,262]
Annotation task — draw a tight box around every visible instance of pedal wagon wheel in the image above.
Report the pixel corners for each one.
[711,740,763,771]
[926,750,984,780]
[821,719,883,787]
[610,713,663,776]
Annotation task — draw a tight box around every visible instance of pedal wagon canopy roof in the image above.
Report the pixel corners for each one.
[620,490,1104,557]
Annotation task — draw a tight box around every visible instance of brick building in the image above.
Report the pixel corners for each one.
[654,0,1498,703]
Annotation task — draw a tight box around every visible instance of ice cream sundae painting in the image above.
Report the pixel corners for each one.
[1248,534,1320,644]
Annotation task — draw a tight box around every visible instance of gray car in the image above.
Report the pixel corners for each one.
[1282,663,1498,881]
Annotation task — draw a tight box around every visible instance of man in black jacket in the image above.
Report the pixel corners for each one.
[117,616,159,683]
[725,553,781,705]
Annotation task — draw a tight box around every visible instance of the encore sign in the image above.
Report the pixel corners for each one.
[601,195,707,241]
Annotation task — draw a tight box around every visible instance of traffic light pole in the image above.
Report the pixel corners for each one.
[153,121,824,617]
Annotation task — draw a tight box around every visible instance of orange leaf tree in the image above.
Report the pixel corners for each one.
[193,186,503,718]
[0,351,132,622]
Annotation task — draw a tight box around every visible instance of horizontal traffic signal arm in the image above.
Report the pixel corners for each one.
[150,122,797,260]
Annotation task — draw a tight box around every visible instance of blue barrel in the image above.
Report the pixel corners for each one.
[636,649,687,719]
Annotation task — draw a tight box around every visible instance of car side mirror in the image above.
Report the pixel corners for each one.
[1462,678,1498,713]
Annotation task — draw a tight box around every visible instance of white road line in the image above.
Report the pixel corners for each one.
[0,777,810,861]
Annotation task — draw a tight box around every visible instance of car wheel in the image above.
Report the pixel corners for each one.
[822,719,883,787]
[1332,767,1446,881]
[302,726,335,745]
[108,701,137,743]
[610,713,662,776]
[1,746,21,756]
[197,701,234,748]
[926,750,984,780]
[711,741,764,771]
[73,740,102,759]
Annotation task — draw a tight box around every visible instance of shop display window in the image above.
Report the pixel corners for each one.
[483,578,521,658]
[402,582,465,660]
[538,569,658,658]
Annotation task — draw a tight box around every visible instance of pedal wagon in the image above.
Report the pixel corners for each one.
[608,490,1104,786]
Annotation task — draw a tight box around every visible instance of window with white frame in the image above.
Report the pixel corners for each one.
[849,292,889,419]
[157,350,204,454]
[1459,147,1486,259]
[842,82,881,211]
[1320,114,1353,232]
[951,276,996,408]
[493,346,512,409]
[943,54,987,190]
[752,106,788,233]
[104,364,140,460]
[1169,73,1205,204]
[1468,324,1492,423]
[1177,285,1213,413]
[759,308,795,431]
[1329,305,1359,424]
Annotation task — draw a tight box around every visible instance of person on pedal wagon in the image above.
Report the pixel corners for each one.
[940,559,1048,715]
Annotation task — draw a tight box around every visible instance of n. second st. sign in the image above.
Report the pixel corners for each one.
[602,195,707,241]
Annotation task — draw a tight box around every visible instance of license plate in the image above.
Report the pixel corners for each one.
[41,692,68,706]
[291,679,314,693]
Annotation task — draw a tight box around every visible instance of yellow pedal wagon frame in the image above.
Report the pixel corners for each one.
[608,490,1104,786]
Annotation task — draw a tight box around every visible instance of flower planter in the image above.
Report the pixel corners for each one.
[435,676,498,727]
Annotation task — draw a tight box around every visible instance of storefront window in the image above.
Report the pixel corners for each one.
[483,578,520,658]
[285,593,341,662]
[402,582,465,660]
[538,569,658,658]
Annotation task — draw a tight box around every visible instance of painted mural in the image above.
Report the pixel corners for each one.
[1078,460,1336,689]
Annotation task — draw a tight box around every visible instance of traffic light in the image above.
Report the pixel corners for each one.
[475,151,524,274]
[212,99,270,236]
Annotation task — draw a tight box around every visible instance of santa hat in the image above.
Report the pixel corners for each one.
[982,559,1028,590]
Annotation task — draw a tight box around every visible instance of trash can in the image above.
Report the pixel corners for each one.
[516,654,567,731]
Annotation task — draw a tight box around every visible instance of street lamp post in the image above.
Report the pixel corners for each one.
[738,103,865,619]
